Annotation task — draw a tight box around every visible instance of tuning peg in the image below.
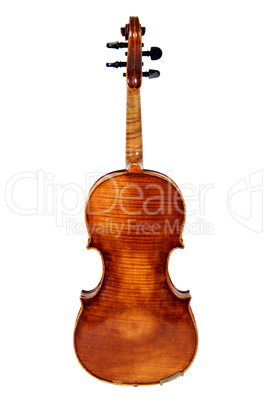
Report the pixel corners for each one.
[125,47,162,59]
[106,61,127,68]
[107,41,128,49]
[109,42,144,50]
[142,47,162,60]
[143,69,160,79]
[123,69,160,79]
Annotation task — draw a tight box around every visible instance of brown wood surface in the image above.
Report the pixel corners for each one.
[125,17,142,89]
[73,170,198,385]
[126,86,143,170]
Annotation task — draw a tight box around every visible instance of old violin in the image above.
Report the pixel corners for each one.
[74,16,198,385]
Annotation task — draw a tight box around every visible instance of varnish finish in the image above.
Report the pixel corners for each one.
[74,170,198,385]
[73,16,198,385]
[126,86,143,170]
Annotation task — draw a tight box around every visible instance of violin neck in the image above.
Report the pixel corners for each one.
[126,86,143,171]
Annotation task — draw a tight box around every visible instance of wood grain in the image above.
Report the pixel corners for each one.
[73,170,198,385]
[126,86,143,170]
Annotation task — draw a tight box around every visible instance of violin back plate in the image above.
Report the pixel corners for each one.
[73,170,198,385]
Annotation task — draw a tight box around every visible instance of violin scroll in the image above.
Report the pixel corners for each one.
[106,17,162,85]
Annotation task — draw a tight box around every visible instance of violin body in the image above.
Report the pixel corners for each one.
[74,170,197,385]
[73,17,198,385]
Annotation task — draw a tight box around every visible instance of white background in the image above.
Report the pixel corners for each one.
[1,1,267,401]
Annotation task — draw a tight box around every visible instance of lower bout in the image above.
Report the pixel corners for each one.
[74,305,197,385]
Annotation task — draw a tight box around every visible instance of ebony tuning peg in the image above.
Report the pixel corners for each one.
[107,41,144,49]
[106,61,127,68]
[123,69,160,79]
[107,41,128,49]
[125,47,162,60]
[143,69,160,79]
[142,47,162,60]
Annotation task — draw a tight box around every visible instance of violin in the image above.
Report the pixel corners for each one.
[74,16,198,386]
